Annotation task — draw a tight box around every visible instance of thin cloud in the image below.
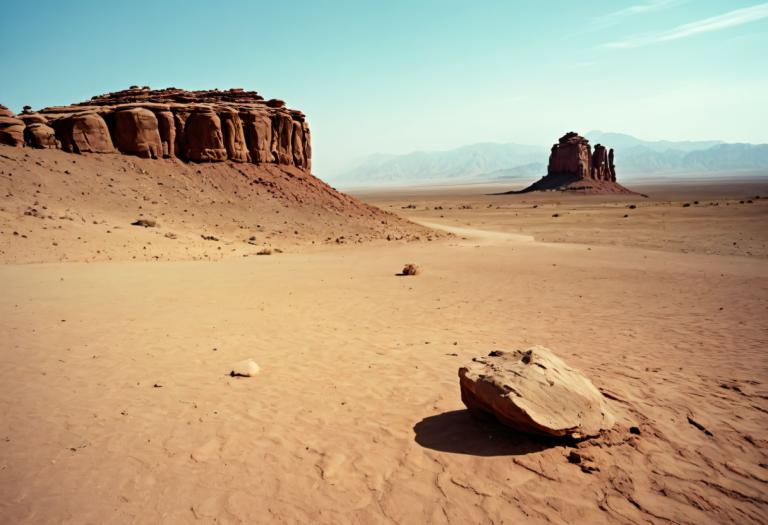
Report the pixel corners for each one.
[606,2,768,48]
[596,0,683,26]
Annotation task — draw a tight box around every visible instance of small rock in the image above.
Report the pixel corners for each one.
[229,359,260,377]
[567,450,582,464]
[400,263,420,276]
[131,219,157,228]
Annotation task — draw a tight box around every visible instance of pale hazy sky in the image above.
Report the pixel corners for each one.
[1,0,766,176]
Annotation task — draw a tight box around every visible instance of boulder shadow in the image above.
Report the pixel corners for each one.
[413,409,561,457]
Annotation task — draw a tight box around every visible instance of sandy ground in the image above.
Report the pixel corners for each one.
[355,180,768,258]
[1,179,768,524]
[0,147,432,264]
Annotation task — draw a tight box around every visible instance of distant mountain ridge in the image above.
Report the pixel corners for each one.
[584,131,723,153]
[585,131,768,175]
[332,132,768,187]
[333,142,546,186]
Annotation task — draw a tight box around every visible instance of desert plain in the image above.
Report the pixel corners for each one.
[1,148,767,523]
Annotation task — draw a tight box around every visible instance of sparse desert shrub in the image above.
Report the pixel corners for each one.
[552,213,560,217]
[131,219,157,228]
[257,248,272,255]
[201,234,219,241]
[627,204,636,209]
[682,203,691,207]
[401,263,420,276]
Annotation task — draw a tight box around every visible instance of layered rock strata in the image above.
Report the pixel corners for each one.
[0,87,311,171]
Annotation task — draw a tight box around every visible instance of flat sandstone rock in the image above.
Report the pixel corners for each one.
[459,346,614,439]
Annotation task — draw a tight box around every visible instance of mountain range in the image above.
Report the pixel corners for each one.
[330,131,768,187]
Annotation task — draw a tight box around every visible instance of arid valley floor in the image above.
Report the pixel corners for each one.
[1,154,767,523]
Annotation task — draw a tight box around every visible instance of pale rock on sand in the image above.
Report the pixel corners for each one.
[229,359,261,377]
[459,346,615,439]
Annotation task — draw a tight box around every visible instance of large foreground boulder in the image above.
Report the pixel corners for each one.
[459,346,615,439]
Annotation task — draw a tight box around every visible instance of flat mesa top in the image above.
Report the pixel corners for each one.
[81,87,276,106]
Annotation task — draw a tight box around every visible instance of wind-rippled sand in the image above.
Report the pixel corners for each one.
[1,182,767,523]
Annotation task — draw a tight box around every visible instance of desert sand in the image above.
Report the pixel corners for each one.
[1,151,767,523]
[0,147,432,264]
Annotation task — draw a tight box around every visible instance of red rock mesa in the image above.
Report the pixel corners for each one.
[0,87,311,171]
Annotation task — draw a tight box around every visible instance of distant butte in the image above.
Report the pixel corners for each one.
[503,131,635,194]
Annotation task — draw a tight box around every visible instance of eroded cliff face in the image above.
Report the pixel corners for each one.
[547,132,592,180]
[591,144,615,182]
[0,105,26,147]
[1,87,312,171]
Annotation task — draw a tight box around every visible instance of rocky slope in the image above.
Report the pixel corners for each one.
[511,132,635,194]
[0,87,435,263]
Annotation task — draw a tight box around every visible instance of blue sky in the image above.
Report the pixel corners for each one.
[1,0,766,176]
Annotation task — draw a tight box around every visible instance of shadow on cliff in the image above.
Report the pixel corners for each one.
[413,409,559,456]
